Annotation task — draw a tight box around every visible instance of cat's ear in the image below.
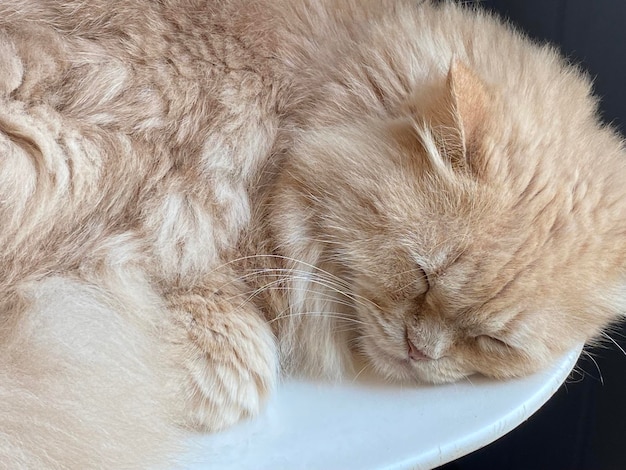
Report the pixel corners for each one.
[403,60,490,176]
[444,60,488,154]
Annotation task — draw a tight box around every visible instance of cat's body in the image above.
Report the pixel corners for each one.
[0,0,625,468]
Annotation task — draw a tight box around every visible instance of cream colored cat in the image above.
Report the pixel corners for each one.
[0,0,624,468]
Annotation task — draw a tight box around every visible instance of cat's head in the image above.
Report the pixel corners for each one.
[269,57,626,383]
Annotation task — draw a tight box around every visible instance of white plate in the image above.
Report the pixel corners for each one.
[181,347,581,470]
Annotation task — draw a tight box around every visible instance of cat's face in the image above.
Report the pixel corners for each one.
[270,61,626,383]
[344,208,593,384]
[306,152,584,383]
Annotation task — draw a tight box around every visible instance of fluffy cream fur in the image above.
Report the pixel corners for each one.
[0,0,624,467]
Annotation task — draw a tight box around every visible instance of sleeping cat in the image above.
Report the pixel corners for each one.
[0,0,624,467]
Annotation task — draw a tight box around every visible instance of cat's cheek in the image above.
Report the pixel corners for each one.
[358,336,414,382]
[459,341,544,380]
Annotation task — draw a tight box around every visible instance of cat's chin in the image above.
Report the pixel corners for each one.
[360,338,471,385]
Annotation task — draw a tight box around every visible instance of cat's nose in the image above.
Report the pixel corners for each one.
[407,338,433,361]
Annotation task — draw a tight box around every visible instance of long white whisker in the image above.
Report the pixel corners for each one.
[268,311,366,326]
[233,270,382,312]
[352,362,372,383]
[581,349,604,385]
[601,332,626,358]
[225,278,361,311]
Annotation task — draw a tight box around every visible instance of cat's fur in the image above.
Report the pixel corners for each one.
[0,0,624,467]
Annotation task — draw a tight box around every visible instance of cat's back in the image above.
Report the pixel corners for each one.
[0,0,287,282]
[0,0,281,141]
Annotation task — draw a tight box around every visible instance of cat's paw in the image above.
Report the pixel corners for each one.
[170,288,278,432]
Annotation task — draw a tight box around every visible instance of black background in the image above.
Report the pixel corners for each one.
[440,1,626,469]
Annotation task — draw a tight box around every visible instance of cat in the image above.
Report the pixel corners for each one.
[0,0,624,467]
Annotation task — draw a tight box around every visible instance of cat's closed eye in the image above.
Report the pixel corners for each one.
[417,265,431,290]
[475,335,513,352]
[371,258,431,302]
[396,266,430,304]
[410,265,430,296]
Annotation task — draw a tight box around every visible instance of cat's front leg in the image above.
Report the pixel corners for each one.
[166,276,278,431]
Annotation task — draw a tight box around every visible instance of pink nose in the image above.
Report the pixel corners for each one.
[407,338,432,361]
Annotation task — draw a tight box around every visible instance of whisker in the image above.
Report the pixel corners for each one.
[268,311,366,326]
[601,332,626,359]
[580,349,604,385]
[334,326,363,335]
[202,253,350,289]
[229,254,387,311]
[259,255,350,287]
[225,269,383,313]
[225,279,361,312]
[352,362,372,383]
[463,375,475,388]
